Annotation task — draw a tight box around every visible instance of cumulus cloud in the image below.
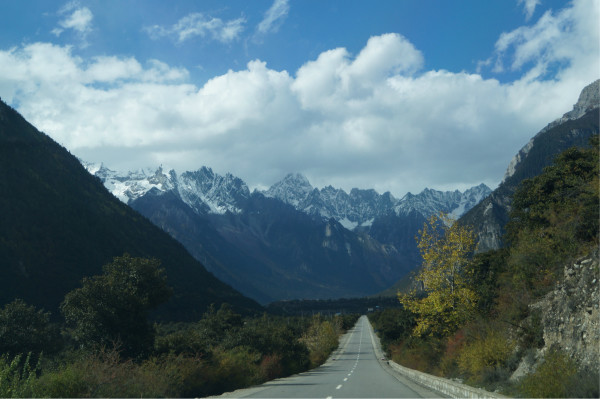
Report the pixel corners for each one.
[257,0,290,34]
[518,0,541,20]
[51,1,93,45]
[0,1,598,196]
[145,13,245,44]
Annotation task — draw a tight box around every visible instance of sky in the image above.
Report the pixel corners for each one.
[0,0,598,197]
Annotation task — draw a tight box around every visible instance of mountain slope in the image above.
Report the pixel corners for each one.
[460,79,600,252]
[0,100,261,320]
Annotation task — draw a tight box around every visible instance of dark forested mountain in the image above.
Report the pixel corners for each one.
[0,100,261,320]
[85,156,489,303]
[460,79,600,252]
[131,188,407,303]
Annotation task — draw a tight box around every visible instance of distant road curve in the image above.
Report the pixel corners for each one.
[215,315,441,398]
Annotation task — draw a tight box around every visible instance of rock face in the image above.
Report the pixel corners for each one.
[531,250,600,369]
[461,80,600,252]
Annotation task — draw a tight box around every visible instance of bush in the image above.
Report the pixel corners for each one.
[368,308,415,350]
[390,336,444,375]
[457,327,515,379]
[0,299,61,356]
[519,349,577,398]
[300,317,339,367]
[0,353,39,398]
[568,367,600,398]
[211,346,264,392]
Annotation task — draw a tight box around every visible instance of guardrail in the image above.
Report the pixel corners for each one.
[366,318,506,398]
[387,360,506,399]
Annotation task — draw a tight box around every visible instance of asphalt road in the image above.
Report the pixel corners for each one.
[216,315,441,398]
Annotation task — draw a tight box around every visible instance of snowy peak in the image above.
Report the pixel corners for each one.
[82,162,174,203]
[178,168,250,214]
[396,185,491,220]
[83,162,249,215]
[262,172,490,229]
[84,161,491,230]
[397,188,462,217]
[264,173,314,207]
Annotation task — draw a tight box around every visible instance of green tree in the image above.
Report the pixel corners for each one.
[0,299,60,356]
[399,213,478,337]
[61,254,172,357]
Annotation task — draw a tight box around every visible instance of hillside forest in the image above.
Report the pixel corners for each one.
[369,136,599,398]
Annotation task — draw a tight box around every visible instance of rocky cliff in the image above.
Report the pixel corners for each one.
[532,250,599,369]
[461,80,600,252]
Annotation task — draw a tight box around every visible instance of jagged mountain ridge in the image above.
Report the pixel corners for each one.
[86,162,490,231]
[264,174,491,229]
[84,164,250,215]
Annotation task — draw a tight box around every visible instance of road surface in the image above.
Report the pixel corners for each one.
[217,315,441,398]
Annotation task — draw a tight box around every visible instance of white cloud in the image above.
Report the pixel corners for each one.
[145,13,245,44]
[52,1,93,45]
[1,1,598,197]
[257,0,290,35]
[518,0,541,20]
[491,0,599,83]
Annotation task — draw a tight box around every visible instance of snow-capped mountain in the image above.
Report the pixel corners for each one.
[85,164,490,231]
[263,174,491,230]
[83,163,250,215]
[396,184,492,220]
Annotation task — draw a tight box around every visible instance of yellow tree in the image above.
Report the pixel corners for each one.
[399,212,478,337]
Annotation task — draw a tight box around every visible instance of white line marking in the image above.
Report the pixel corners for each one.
[326,397,333,399]
[344,378,348,381]
[336,384,342,390]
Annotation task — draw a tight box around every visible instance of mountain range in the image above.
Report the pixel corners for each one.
[84,160,491,303]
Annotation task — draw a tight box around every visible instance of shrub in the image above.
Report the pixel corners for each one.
[390,336,444,375]
[457,327,514,378]
[211,346,264,392]
[0,299,61,356]
[519,349,577,398]
[300,317,339,367]
[0,353,39,398]
[35,347,176,397]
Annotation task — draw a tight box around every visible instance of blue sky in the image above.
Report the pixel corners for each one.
[0,0,598,196]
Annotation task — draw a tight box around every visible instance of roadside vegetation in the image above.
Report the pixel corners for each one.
[0,253,359,397]
[370,136,599,398]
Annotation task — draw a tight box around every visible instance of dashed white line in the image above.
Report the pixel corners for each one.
[336,384,342,390]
